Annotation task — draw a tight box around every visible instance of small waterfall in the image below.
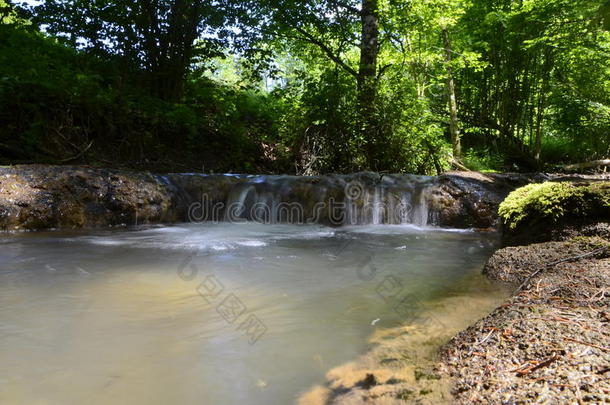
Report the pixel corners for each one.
[179,173,435,227]
[372,187,382,225]
[225,184,255,221]
[399,193,412,224]
[410,187,430,226]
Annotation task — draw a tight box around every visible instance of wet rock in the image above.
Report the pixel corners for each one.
[0,165,179,230]
[425,172,537,228]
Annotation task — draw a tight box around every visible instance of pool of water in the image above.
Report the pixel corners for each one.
[0,223,499,405]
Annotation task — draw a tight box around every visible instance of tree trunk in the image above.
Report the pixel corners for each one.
[533,93,544,162]
[144,0,202,101]
[442,27,461,161]
[534,48,553,164]
[358,0,379,169]
[562,159,610,172]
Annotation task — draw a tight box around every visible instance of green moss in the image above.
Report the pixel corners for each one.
[396,389,414,400]
[414,369,441,381]
[499,181,610,230]
[570,236,610,249]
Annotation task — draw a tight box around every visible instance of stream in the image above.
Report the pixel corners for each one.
[0,222,500,404]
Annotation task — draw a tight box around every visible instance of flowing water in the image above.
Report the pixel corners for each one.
[0,223,500,405]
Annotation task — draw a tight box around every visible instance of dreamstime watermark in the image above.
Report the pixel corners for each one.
[187,181,415,225]
[327,227,445,329]
[174,180,441,345]
[177,252,268,345]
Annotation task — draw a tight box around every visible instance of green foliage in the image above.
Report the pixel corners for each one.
[0,24,275,171]
[499,182,610,230]
[462,148,503,172]
[456,0,609,168]
[0,0,608,174]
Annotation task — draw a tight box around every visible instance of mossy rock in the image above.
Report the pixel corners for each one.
[499,181,610,245]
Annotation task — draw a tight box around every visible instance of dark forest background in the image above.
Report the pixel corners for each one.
[1,0,609,174]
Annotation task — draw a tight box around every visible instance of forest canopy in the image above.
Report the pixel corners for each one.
[0,0,609,174]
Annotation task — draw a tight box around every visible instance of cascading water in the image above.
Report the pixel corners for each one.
[0,165,529,231]
[410,186,430,227]
[180,173,435,226]
[372,187,382,225]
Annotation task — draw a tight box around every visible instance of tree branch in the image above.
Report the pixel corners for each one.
[376,63,391,79]
[289,24,358,78]
[284,22,358,77]
[562,159,610,172]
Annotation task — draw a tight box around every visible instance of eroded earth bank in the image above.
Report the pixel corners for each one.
[0,164,600,231]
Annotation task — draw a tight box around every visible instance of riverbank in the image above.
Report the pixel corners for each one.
[300,182,609,404]
[2,165,608,232]
[440,236,609,403]
[300,236,609,405]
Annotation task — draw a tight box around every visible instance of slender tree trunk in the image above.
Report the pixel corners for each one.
[533,92,545,163]
[534,48,553,164]
[442,27,461,161]
[358,0,379,169]
[146,0,202,101]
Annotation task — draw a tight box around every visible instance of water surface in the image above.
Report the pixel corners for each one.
[0,223,499,404]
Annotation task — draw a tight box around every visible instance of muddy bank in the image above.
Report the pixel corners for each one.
[440,236,610,403]
[1,164,582,231]
[301,235,609,405]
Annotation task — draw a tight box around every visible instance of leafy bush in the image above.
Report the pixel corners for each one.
[462,147,503,172]
[0,24,277,172]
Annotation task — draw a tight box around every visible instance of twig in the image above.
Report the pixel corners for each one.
[476,329,495,346]
[564,338,609,353]
[515,355,559,376]
[59,141,93,163]
[515,247,608,293]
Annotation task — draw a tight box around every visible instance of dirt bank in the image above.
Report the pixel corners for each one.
[441,236,610,403]
[300,235,609,404]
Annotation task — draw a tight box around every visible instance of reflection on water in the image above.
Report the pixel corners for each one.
[0,223,499,405]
